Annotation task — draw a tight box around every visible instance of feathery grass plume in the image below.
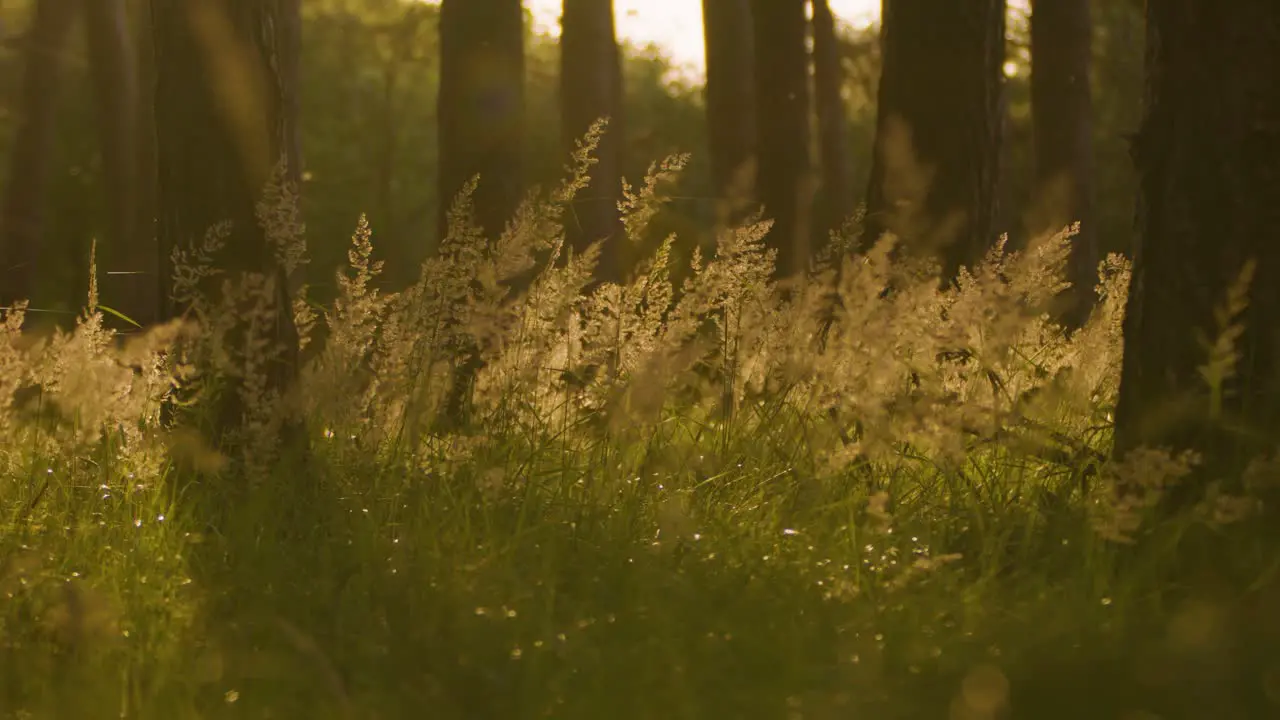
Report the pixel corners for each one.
[660,212,776,416]
[292,286,318,355]
[1,243,186,491]
[257,159,309,281]
[365,179,488,448]
[790,222,1113,469]
[1089,447,1200,543]
[618,154,689,248]
[224,271,291,472]
[27,242,139,447]
[303,213,392,442]
[470,123,611,427]
[1198,258,1255,422]
[1054,252,1130,421]
[1189,452,1280,527]
[573,155,687,418]
[581,233,677,424]
[0,299,29,446]
[305,122,613,460]
[170,221,231,315]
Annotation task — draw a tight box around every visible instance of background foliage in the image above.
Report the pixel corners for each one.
[0,0,1142,313]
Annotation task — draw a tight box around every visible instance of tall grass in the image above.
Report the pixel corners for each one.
[2,129,1278,718]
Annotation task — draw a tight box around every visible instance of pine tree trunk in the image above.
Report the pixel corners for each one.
[863,0,1006,281]
[701,0,755,225]
[812,0,854,241]
[751,0,811,280]
[438,0,524,241]
[1030,0,1096,327]
[0,0,77,310]
[561,0,624,281]
[1114,0,1280,479]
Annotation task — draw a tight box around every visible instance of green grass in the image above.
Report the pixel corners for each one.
[4,412,1279,719]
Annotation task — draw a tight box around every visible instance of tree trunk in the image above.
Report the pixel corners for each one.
[278,0,301,186]
[1030,0,1096,328]
[862,0,1006,281]
[152,0,302,438]
[84,0,140,324]
[701,0,755,225]
[1113,0,1280,480]
[560,0,624,281]
[130,0,158,328]
[0,0,77,310]
[437,0,525,427]
[438,0,524,242]
[812,0,854,241]
[751,0,811,280]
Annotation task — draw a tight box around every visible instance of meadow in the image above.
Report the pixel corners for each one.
[2,140,1278,718]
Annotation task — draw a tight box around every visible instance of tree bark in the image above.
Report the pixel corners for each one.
[1113,0,1280,479]
[751,0,811,280]
[437,0,525,427]
[130,0,158,328]
[812,0,854,241]
[560,0,624,281]
[277,0,301,186]
[438,0,524,243]
[862,0,1006,281]
[1030,0,1096,328]
[84,0,140,323]
[701,0,755,225]
[0,0,77,310]
[152,0,302,436]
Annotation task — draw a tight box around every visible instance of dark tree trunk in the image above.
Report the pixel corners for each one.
[812,0,854,241]
[1030,0,1096,328]
[751,0,811,280]
[152,0,301,435]
[129,0,158,327]
[560,0,623,281]
[1114,0,1280,479]
[862,0,1006,281]
[437,0,524,427]
[84,0,140,323]
[701,0,755,225]
[437,0,524,242]
[0,0,77,310]
[278,0,301,186]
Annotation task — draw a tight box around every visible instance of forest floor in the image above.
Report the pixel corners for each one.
[3,429,1279,719]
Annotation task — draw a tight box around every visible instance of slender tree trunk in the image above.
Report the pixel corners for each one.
[84,0,140,324]
[278,0,301,186]
[152,0,302,439]
[0,0,77,310]
[378,60,399,271]
[812,0,854,241]
[701,0,755,225]
[125,0,158,328]
[751,0,811,280]
[862,0,1006,281]
[438,0,524,242]
[1114,0,1280,481]
[560,0,624,281]
[1030,0,1096,327]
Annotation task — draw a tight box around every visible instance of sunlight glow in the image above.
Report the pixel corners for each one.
[525,0,881,79]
